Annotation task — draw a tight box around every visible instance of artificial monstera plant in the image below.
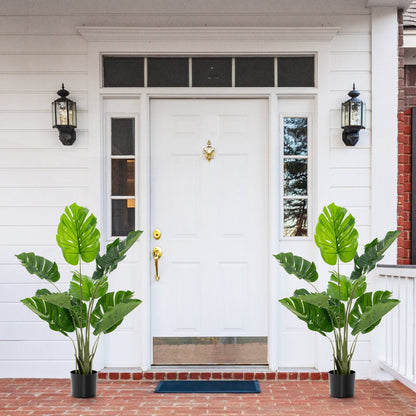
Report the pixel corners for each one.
[16,203,142,375]
[275,203,400,375]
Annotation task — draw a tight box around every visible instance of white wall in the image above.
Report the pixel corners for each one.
[0,0,399,378]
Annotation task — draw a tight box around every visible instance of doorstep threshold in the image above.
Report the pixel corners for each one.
[151,365,270,372]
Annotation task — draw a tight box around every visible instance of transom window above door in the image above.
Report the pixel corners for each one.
[102,56,315,88]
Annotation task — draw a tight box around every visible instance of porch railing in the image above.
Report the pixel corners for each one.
[377,266,416,392]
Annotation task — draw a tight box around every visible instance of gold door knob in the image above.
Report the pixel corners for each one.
[153,246,162,281]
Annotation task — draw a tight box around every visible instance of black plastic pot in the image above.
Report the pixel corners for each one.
[70,370,97,398]
[328,370,355,398]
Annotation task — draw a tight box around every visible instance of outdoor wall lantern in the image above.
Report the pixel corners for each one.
[341,83,365,146]
[52,83,77,145]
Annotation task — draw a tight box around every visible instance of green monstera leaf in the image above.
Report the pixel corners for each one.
[21,294,75,336]
[350,230,401,280]
[56,203,100,265]
[349,291,400,335]
[91,291,142,336]
[69,273,109,301]
[296,291,332,309]
[274,252,318,282]
[15,253,60,282]
[279,289,333,336]
[69,273,95,302]
[93,230,142,280]
[296,291,346,328]
[314,203,359,266]
[327,273,366,301]
[38,292,74,309]
[37,292,88,329]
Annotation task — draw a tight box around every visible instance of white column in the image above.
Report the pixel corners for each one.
[371,6,399,380]
[371,7,399,259]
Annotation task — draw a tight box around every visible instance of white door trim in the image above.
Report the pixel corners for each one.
[99,90,278,370]
[82,26,333,371]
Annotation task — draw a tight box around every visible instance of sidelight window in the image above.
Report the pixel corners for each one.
[282,116,309,237]
[110,118,136,236]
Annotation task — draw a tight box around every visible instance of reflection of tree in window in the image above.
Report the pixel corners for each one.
[284,117,307,156]
[284,159,307,196]
[283,117,308,237]
[284,199,307,236]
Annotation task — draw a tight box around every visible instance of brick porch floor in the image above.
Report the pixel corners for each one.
[1,378,416,415]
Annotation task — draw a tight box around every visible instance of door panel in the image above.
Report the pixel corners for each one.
[150,98,268,364]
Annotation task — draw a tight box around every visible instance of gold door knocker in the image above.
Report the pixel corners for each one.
[203,140,215,162]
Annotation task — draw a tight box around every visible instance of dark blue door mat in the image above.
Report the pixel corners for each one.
[154,380,260,393]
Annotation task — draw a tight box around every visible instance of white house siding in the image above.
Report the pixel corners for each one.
[0,0,399,378]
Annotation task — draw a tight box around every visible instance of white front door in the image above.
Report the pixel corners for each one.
[150,98,269,364]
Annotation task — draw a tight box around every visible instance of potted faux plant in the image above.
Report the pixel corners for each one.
[274,203,400,398]
[16,203,142,398]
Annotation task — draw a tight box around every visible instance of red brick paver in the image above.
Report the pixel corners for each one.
[98,371,329,381]
[1,378,416,415]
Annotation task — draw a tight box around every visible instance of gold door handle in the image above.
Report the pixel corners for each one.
[152,246,162,281]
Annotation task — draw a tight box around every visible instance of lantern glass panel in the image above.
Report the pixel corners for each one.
[350,101,362,126]
[68,102,76,126]
[341,102,350,128]
[361,102,366,127]
[52,103,56,126]
[55,101,68,125]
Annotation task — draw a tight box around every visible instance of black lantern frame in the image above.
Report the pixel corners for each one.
[341,84,365,146]
[52,84,77,145]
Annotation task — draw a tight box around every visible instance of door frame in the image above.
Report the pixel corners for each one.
[102,90,279,370]
[81,26,336,371]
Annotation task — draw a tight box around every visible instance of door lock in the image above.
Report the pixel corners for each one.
[153,228,162,240]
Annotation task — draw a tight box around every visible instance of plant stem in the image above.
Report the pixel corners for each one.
[77,260,88,374]
[342,278,363,374]
[85,278,104,372]
[336,259,346,373]
[307,282,320,293]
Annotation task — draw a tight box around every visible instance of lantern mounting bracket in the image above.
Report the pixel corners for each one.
[57,125,77,146]
[342,127,361,147]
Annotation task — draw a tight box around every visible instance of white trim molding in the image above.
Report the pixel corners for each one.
[78,26,340,45]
